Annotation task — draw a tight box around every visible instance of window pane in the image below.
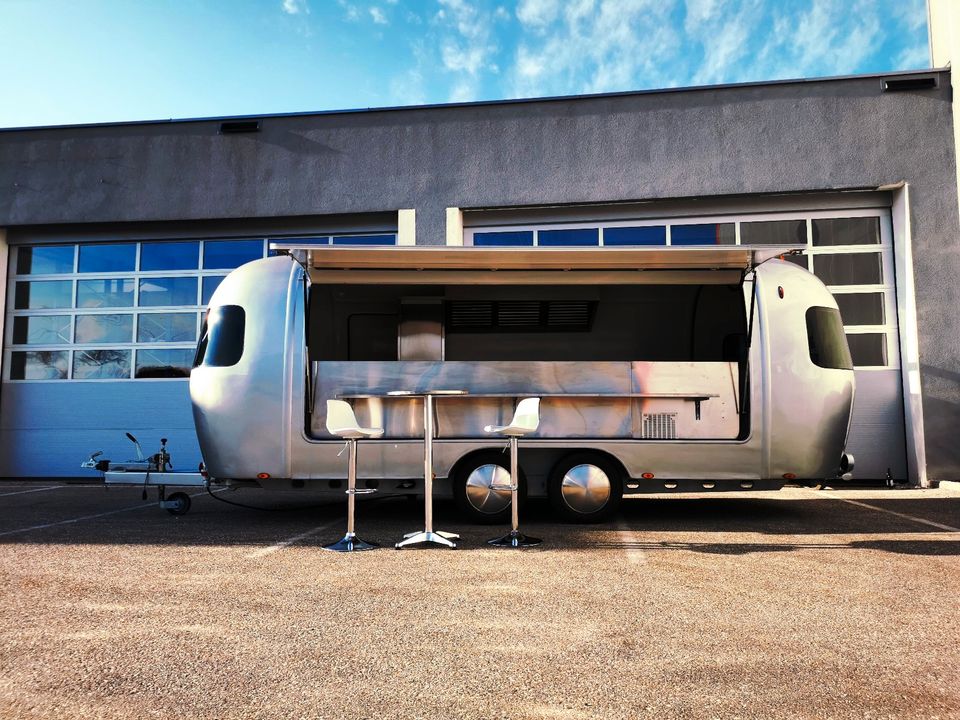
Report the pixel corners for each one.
[785,254,809,270]
[538,228,599,246]
[847,333,888,366]
[473,231,534,246]
[201,305,245,367]
[603,226,666,246]
[813,253,883,285]
[14,280,73,309]
[332,234,397,245]
[16,246,75,275]
[75,314,133,343]
[138,277,198,306]
[740,219,807,246]
[202,276,226,305]
[806,307,853,370]
[10,351,69,379]
[78,244,137,273]
[137,313,197,343]
[812,217,880,246]
[77,279,135,308]
[136,348,194,378]
[671,223,735,245]
[12,316,71,345]
[140,241,200,271]
[834,293,885,325]
[202,240,264,269]
[73,349,131,379]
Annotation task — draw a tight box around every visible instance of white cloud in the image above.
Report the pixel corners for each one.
[370,6,388,24]
[336,0,360,21]
[449,79,477,102]
[282,0,309,15]
[510,0,680,98]
[516,0,561,28]
[750,0,884,81]
[442,43,487,74]
[895,42,930,70]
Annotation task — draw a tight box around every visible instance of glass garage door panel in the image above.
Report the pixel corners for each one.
[807,214,905,481]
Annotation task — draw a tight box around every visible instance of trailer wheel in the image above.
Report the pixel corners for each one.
[548,453,623,523]
[452,451,525,524]
[165,492,191,516]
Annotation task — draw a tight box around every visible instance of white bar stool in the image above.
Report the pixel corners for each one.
[484,397,542,548]
[323,399,384,552]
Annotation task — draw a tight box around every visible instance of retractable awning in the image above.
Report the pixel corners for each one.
[269,244,804,285]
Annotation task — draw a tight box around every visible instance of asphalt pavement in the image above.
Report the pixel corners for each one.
[0,483,958,719]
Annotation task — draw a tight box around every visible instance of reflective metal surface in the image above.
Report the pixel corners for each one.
[395,530,457,549]
[312,360,739,440]
[192,257,854,493]
[324,532,378,552]
[465,464,513,514]
[488,530,542,548]
[561,464,612,513]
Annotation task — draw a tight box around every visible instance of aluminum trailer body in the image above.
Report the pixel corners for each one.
[190,247,855,521]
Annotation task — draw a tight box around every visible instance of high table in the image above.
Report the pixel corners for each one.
[338,389,466,549]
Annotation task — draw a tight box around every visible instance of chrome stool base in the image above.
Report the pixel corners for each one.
[324,533,379,552]
[395,531,457,549]
[487,529,542,548]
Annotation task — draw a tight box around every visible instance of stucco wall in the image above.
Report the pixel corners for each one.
[1,71,959,478]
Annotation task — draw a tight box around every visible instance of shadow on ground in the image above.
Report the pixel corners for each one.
[0,485,957,557]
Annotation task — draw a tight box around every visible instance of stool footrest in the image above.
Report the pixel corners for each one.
[346,488,378,495]
[490,484,518,491]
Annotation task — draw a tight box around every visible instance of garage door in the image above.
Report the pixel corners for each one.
[463,206,908,481]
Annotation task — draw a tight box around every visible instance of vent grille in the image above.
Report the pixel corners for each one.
[446,300,594,333]
[883,76,937,92]
[497,301,540,326]
[547,302,591,326]
[449,302,493,327]
[641,413,677,440]
[219,120,261,134]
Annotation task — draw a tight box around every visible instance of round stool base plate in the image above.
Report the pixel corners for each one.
[487,530,542,548]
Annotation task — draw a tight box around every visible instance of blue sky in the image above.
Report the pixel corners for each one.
[0,0,931,128]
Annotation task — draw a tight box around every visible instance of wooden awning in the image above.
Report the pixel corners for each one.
[268,244,803,285]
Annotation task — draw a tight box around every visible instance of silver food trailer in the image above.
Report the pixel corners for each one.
[189,245,855,522]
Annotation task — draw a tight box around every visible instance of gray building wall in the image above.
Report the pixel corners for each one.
[2,70,959,478]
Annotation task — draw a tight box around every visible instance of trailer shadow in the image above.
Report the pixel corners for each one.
[0,489,957,558]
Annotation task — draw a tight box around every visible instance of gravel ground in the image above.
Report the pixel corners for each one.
[0,483,958,720]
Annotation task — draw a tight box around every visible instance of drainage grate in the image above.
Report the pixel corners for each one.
[641,413,677,439]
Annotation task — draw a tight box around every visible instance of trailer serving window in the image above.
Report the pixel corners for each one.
[194,305,246,367]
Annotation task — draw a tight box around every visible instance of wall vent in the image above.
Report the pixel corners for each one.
[219,120,261,134]
[883,76,937,92]
[641,413,677,440]
[446,300,594,333]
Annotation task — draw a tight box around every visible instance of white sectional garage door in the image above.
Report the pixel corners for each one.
[464,206,907,481]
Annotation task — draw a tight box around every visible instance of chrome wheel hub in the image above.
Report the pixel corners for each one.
[465,464,512,514]
[561,464,611,513]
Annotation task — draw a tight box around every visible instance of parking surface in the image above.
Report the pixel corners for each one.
[0,483,958,720]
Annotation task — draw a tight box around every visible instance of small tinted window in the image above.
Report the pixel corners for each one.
[198,305,245,367]
[806,306,853,370]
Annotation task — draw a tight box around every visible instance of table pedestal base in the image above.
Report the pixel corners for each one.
[395,531,458,549]
[323,533,379,552]
[487,530,542,548]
